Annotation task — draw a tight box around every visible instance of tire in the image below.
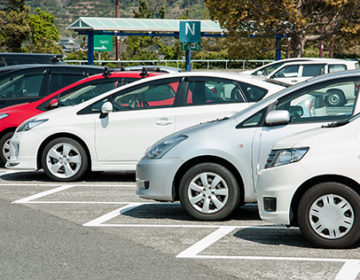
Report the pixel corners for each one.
[0,131,14,166]
[297,182,360,249]
[179,163,240,221]
[41,137,88,182]
[325,89,346,107]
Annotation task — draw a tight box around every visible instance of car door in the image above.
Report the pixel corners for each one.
[174,77,265,130]
[249,76,360,193]
[0,68,47,108]
[92,77,182,168]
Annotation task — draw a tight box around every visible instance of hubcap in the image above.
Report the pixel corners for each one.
[309,194,354,239]
[328,94,340,105]
[2,138,10,161]
[187,172,229,214]
[46,143,81,179]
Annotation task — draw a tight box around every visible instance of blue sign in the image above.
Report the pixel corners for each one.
[179,21,201,43]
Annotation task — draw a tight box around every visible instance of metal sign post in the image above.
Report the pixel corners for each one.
[179,21,201,71]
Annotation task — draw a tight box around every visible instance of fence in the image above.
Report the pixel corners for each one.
[64,59,274,70]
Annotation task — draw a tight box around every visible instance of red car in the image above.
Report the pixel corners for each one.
[0,70,162,165]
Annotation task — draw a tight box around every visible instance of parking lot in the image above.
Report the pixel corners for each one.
[0,168,358,280]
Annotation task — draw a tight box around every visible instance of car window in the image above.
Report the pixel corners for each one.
[49,73,85,94]
[122,77,139,85]
[238,109,266,128]
[302,64,325,77]
[185,79,244,105]
[238,81,268,102]
[272,65,299,78]
[0,72,45,98]
[328,64,347,73]
[58,81,118,106]
[84,78,180,113]
[275,79,359,123]
[252,62,283,76]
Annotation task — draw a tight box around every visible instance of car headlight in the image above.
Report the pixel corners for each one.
[146,135,188,159]
[17,119,48,132]
[0,113,9,120]
[265,147,309,168]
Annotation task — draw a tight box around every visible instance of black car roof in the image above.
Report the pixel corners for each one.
[0,64,106,71]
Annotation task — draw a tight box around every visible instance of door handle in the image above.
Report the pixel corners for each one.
[291,80,298,83]
[156,119,173,126]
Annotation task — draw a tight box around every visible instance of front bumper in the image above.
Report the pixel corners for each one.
[256,163,309,225]
[136,156,184,202]
[5,132,39,170]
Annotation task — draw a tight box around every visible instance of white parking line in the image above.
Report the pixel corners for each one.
[177,226,237,258]
[83,203,143,226]
[12,185,76,203]
[336,260,360,280]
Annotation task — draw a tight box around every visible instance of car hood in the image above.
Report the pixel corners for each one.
[0,102,32,113]
[24,105,75,122]
[272,124,350,150]
[149,116,237,148]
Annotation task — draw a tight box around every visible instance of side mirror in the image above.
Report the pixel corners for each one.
[265,110,290,126]
[49,98,59,109]
[100,101,113,118]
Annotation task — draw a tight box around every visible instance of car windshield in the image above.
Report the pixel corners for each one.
[58,81,119,106]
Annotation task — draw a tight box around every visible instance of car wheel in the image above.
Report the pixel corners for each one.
[0,131,13,166]
[179,163,240,221]
[325,89,346,107]
[297,182,360,249]
[41,137,88,182]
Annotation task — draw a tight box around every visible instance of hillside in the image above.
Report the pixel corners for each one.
[25,0,208,34]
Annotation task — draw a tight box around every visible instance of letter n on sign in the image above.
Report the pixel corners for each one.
[179,21,201,43]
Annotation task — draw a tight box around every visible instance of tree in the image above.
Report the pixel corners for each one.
[0,0,62,53]
[25,8,62,53]
[205,0,360,57]
[0,0,30,51]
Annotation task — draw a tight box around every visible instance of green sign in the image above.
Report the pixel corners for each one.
[94,35,113,52]
[179,21,201,43]
[181,42,201,51]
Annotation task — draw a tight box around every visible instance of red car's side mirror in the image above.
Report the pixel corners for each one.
[49,98,59,109]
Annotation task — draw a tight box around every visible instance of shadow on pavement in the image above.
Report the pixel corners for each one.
[0,170,136,183]
[121,203,261,222]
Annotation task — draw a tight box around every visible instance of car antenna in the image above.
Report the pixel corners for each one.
[140,67,149,78]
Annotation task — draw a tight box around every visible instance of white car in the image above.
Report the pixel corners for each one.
[242,58,354,77]
[266,60,360,108]
[267,60,359,85]
[6,72,284,181]
[136,70,360,221]
[257,113,360,249]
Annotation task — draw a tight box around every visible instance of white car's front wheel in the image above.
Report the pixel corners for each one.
[298,182,360,249]
[179,163,240,221]
[41,137,88,182]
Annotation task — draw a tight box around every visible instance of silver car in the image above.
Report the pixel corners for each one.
[136,70,360,221]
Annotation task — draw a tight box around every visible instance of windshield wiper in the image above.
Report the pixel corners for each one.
[322,119,350,128]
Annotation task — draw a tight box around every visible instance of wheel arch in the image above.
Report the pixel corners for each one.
[290,174,360,226]
[37,133,92,171]
[172,155,244,203]
[0,127,17,139]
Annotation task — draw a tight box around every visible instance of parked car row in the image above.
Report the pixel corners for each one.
[2,56,360,249]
